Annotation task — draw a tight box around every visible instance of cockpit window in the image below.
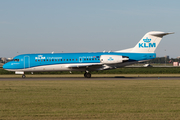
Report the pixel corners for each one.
[13,59,19,62]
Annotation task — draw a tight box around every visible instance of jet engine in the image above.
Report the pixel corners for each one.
[100,55,129,64]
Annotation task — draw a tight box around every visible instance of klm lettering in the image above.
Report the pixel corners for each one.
[139,43,156,48]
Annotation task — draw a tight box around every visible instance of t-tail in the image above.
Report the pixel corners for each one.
[116,31,174,53]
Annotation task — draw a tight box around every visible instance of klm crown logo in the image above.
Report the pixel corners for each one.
[143,37,151,42]
[108,57,114,61]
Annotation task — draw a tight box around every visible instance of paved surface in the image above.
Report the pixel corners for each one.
[1,77,180,81]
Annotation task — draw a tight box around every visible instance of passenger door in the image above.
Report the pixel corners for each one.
[24,56,30,69]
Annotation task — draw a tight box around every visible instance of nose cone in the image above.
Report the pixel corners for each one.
[3,63,7,69]
[3,63,11,70]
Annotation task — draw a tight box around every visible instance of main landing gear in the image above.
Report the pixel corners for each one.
[84,72,91,78]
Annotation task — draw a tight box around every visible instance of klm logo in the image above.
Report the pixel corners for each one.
[35,55,45,59]
[108,57,114,61]
[139,37,156,48]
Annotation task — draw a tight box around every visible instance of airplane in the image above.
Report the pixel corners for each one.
[3,31,174,78]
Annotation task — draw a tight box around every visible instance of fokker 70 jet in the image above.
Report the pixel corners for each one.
[3,31,173,78]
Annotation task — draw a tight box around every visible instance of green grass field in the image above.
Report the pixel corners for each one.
[1,79,180,119]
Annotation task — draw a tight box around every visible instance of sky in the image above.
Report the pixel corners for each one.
[0,0,179,58]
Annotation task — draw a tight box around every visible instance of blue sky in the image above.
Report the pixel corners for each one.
[0,0,179,58]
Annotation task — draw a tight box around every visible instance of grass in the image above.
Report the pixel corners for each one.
[1,79,180,119]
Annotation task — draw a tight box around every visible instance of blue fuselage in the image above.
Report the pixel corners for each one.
[3,52,156,71]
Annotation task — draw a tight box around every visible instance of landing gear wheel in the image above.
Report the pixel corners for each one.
[86,73,91,78]
[22,74,26,78]
[84,73,87,78]
[84,73,91,78]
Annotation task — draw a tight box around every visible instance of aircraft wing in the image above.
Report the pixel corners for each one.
[66,63,103,68]
[66,63,124,71]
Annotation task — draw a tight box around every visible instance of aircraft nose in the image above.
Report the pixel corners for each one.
[3,63,10,69]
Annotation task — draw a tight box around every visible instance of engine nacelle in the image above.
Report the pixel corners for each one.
[100,55,129,64]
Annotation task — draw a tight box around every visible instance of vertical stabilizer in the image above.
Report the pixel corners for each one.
[131,31,173,53]
[116,31,174,53]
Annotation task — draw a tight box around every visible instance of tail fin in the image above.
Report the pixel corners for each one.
[117,31,174,53]
[132,31,174,53]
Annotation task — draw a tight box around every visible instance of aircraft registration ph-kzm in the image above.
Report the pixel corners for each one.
[3,31,174,78]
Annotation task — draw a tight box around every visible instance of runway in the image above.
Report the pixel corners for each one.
[1,74,180,79]
[1,77,180,81]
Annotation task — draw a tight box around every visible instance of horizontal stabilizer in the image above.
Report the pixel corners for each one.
[150,32,174,37]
